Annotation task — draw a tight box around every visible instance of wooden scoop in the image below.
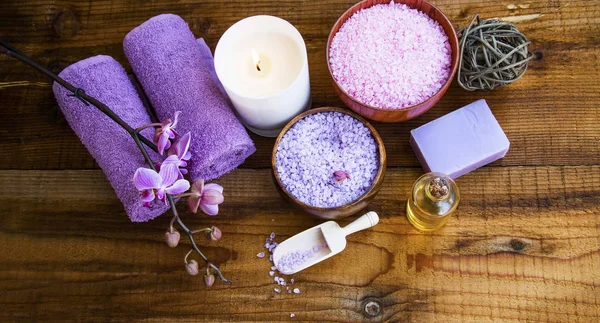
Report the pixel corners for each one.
[273,212,379,275]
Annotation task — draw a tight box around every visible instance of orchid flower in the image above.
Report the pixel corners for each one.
[133,162,190,206]
[333,170,350,183]
[186,179,224,215]
[153,111,181,154]
[156,132,192,178]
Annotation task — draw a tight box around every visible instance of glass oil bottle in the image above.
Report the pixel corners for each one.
[406,172,460,232]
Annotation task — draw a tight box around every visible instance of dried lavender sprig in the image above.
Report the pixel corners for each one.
[0,39,230,284]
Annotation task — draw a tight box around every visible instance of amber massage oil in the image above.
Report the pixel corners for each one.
[406,173,460,232]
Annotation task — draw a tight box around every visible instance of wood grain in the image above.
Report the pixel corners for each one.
[0,1,600,170]
[1,0,600,321]
[1,167,599,322]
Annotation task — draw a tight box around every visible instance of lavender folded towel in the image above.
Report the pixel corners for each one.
[124,14,256,181]
[53,55,168,222]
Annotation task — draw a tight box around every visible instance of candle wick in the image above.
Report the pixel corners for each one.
[256,61,261,72]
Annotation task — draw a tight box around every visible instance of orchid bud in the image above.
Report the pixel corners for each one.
[204,273,215,287]
[333,170,350,183]
[165,228,180,248]
[185,260,199,276]
[205,226,222,241]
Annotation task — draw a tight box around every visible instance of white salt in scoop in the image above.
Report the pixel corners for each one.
[273,212,379,275]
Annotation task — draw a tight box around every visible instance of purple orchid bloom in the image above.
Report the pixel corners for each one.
[133,162,190,206]
[188,179,224,216]
[165,132,192,177]
[156,132,192,178]
[154,111,181,154]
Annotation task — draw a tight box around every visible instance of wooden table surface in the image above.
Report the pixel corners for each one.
[1,0,599,322]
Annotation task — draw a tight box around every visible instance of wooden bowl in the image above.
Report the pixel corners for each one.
[326,0,460,122]
[272,107,387,219]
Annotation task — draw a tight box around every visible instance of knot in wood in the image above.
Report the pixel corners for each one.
[363,299,382,317]
[509,239,526,251]
[191,17,212,35]
[52,10,81,39]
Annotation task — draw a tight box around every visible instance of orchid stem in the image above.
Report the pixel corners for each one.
[0,40,157,152]
[0,39,231,285]
[184,249,193,263]
[134,123,162,133]
[169,214,177,229]
[190,228,212,235]
[174,211,231,284]
[135,134,231,284]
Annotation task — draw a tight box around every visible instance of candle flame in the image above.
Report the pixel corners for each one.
[252,48,261,72]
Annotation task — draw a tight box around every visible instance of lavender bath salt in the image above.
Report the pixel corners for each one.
[261,232,299,295]
[329,1,452,109]
[276,244,328,274]
[276,112,378,208]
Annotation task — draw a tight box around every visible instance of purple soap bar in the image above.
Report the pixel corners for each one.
[410,99,509,178]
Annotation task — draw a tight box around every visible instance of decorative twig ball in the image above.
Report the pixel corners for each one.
[457,14,534,91]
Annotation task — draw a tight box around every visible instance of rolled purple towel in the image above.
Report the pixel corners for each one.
[53,55,168,222]
[196,38,229,102]
[124,14,256,181]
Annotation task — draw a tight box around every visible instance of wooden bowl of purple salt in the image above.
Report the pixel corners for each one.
[326,0,460,122]
[272,107,386,219]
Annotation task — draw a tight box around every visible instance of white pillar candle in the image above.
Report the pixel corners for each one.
[214,15,311,137]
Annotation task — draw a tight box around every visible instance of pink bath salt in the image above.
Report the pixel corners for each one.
[329,1,452,109]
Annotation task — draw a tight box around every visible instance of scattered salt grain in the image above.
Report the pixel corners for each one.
[290,314,296,318]
[269,255,273,261]
[262,232,308,301]
[329,1,452,109]
[256,252,265,258]
[276,112,378,208]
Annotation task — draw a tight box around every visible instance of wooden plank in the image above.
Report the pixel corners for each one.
[0,167,599,321]
[1,0,600,170]
[2,0,600,321]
